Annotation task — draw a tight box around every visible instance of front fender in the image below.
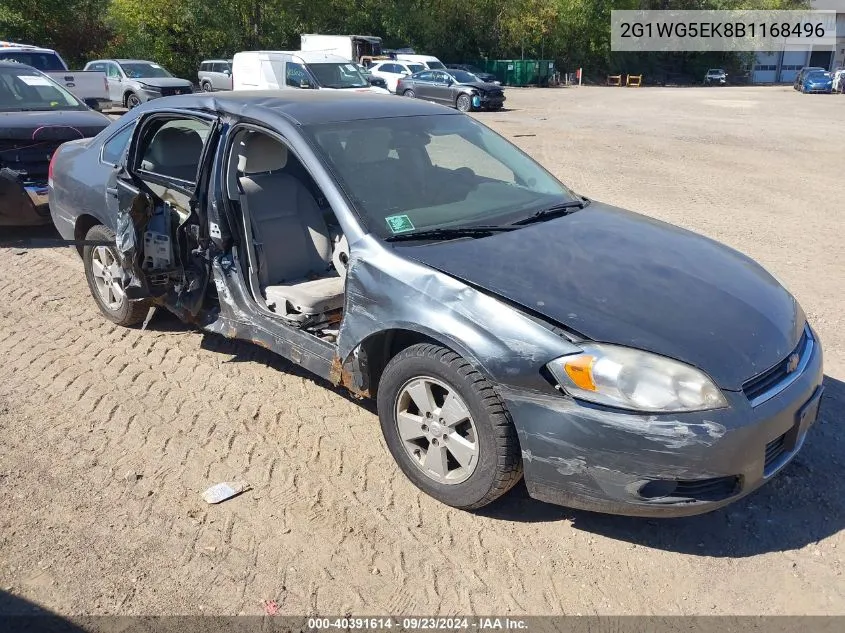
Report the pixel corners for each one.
[337,236,580,390]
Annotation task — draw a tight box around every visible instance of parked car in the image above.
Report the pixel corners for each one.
[397,69,505,111]
[48,91,823,516]
[446,63,501,85]
[0,62,110,226]
[368,60,426,92]
[353,63,387,90]
[800,70,833,94]
[0,41,108,109]
[395,54,446,70]
[232,51,389,94]
[793,66,825,90]
[198,59,233,92]
[704,68,727,85]
[83,59,194,109]
[831,68,845,93]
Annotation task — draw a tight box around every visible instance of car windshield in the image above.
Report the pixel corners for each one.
[307,62,369,88]
[0,66,84,112]
[708,69,724,74]
[0,51,65,71]
[449,70,480,83]
[806,71,829,80]
[120,62,173,78]
[427,61,446,70]
[304,114,578,240]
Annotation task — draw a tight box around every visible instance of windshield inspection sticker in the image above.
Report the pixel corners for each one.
[386,214,415,234]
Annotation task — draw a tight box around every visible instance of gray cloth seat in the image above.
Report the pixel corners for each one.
[142,126,204,182]
[237,132,344,317]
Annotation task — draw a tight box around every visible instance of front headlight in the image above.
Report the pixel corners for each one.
[547,344,727,412]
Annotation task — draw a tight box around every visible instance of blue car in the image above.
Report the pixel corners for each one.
[801,70,833,93]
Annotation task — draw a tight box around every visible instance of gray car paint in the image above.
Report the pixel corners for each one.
[403,203,804,390]
[48,92,824,517]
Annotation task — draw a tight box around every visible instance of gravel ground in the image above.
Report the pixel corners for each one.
[0,85,843,617]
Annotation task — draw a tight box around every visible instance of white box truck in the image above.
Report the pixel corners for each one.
[300,34,385,65]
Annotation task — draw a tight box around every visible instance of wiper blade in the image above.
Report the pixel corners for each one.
[384,225,517,243]
[512,198,590,225]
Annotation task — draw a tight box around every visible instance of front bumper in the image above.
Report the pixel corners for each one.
[501,328,824,517]
[0,169,51,226]
[478,93,506,109]
[805,85,832,93]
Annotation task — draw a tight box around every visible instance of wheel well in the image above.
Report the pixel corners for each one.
[359,329,439,396]
[73,214,102,257]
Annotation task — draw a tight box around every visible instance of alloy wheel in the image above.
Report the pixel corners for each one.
[91,246,126,311]
[394,376,479,485]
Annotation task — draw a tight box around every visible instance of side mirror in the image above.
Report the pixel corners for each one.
[223,69,231,76]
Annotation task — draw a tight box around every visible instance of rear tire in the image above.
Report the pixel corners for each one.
[403,89,416,98]
[376,343,523,510]
[83,224,151,327]
[201,81,212,92]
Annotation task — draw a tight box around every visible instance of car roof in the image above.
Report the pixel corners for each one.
[0,42,56,53]
[146,90,458,125]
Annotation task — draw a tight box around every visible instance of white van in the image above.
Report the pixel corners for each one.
[231,50,389,94]
[394,54,446,70]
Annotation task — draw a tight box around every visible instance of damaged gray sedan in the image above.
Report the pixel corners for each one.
[48,92,823,516]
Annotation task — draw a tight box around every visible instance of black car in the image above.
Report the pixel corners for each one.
[0,62,110,226]
[446,64,500,85]
[397,69,505,112]
[48,91,822,517]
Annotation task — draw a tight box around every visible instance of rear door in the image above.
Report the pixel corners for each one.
[106,110,221,313]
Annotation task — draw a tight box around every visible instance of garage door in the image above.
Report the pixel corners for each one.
[779,50,808,83]
[753,52,778,83]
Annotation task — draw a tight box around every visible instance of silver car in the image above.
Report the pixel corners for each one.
[198,59,233,92]
[84,59,194,108]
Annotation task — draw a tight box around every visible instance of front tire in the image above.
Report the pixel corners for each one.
[83,225,151,327]
[125,92,141,109]
[456,93,472,112]
[377,343,523,509]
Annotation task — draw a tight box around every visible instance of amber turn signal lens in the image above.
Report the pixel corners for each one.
[563,355,597,391]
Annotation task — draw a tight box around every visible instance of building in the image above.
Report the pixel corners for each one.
[752,1,845,83]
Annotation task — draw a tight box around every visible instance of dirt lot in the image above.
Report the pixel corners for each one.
[1,86,843,616]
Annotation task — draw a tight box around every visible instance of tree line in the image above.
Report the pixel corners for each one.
[0,0,809,84]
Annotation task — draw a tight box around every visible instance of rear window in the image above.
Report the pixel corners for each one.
[427,61,445,70]
[0,51,65,72]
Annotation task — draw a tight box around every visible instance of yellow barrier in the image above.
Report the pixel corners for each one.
[607,75,622,86]
[626,74,642,87]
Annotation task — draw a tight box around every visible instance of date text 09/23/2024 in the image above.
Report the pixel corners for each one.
[307,617,528,630]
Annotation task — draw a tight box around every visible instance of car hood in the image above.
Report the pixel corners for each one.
[402,203,804,390]
[458,80,502,91]
[133,77,193,88]
[0,109,110,140]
